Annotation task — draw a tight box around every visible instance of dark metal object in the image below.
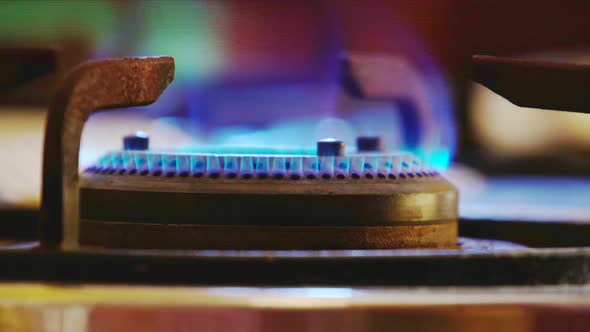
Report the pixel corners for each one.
[7,206,590,250]
[123,132,150,151]
[356,136,383,152]
[0,40,94,105]
[0,208,38,240]
[0,240,590,286]
[0,48,57,89]
[460,218,590,248]
[40,57,175,249]
[317,138,345,156]
[473,54,590,113]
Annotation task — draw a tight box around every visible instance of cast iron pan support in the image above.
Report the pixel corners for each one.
[472,54,590,114]
[39,57,175,249]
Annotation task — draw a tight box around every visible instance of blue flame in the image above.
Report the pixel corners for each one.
[89,150,439,180]
[94,2,456,171]
[168,33,455,171]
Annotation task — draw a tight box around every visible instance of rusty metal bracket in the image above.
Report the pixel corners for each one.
[40,57,175,249]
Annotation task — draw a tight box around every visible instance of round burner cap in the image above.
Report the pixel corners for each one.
[123,131,149,151]
[356,136,383,152]
[317,138,345,156]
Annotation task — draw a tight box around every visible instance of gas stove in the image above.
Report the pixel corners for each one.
[4,2,590,330]
[0,51,586,288]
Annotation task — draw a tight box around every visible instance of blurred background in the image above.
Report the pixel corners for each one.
[3,0,590,224]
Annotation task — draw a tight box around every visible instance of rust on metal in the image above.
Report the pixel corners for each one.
[40,56,175,249]
[472,54,590,113]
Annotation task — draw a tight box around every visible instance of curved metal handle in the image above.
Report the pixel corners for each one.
[40,56,175,249]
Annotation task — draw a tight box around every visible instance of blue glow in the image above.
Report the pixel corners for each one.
[135,131,149,138]
[92,151,433,178]
[95,3,456,172]
[89,0,460,172]
[319,138,338,142]
[240,156,254,175]
[179,145,316,155]
[429,149,452,171]
[147,154,162,172]
[460,176,590,222]
[164,73,454,171]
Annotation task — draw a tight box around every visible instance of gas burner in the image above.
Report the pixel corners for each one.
[79,146,456,250]
[84,151,435,180]
[69,51,462,251]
